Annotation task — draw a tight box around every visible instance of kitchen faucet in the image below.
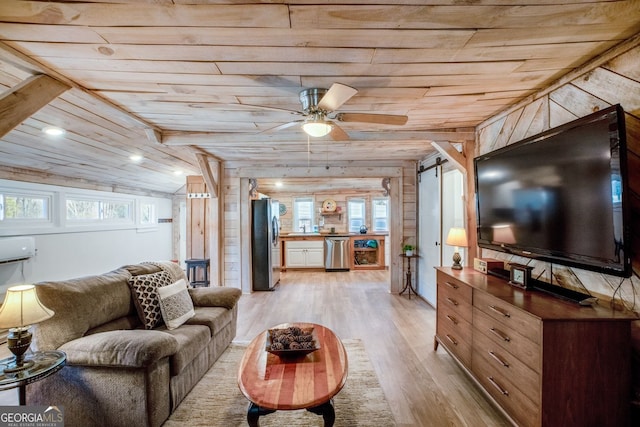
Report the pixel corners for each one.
[302,224,306,233]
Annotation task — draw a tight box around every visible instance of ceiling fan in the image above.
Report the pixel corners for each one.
[255,83,408,140]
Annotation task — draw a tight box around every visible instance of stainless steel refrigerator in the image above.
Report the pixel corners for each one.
[251,198,280,291]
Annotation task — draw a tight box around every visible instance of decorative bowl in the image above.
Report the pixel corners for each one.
[265,326,319,357]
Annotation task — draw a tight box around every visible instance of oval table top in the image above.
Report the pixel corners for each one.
[238,322,348,410]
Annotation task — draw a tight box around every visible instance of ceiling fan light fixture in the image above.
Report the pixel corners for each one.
[302,120,333,137]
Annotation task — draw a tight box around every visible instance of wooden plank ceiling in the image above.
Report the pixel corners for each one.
[0,1,639,194]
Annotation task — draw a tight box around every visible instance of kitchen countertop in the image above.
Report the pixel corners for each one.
[280,232,388,239]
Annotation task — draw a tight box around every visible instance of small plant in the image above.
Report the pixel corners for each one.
[403,244,414,252]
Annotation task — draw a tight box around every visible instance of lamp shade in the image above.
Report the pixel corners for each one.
[493,224,516,244]
[446,227,468,247]
[302,120,332,137]
[0,284,54,328]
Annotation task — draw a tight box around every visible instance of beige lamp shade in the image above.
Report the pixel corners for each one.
[493,224,516,244]
[446,227,468,247]
[0,284,54,328]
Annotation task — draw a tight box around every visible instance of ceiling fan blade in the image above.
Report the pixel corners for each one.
[259,120,304,134]
[317,83,358,112]
[329,122,350,141]
[336,112,408,126]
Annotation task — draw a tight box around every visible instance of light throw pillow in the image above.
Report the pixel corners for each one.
[157,279,195,330]
[129,270,173,330]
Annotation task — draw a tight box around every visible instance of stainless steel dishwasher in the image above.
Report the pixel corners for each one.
[324,236,350,271]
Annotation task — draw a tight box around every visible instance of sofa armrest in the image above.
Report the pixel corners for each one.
[188,287,241,309]
[59,330,178,368]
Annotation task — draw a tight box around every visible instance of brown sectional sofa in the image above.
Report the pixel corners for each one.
[27,261,242,427]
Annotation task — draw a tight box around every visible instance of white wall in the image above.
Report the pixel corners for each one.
[441,169,466,266]
[0,180,173,295]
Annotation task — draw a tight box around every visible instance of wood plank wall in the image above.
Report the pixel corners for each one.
[186,175,210,283]
[476,44,640,313]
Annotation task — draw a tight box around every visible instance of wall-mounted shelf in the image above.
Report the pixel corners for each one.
[320,211,342,220]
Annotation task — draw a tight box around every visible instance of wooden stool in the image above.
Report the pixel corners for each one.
[185,258,210,287]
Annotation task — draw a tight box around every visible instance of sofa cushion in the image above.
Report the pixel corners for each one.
[188,287,242,309]
[157,279,195,330]
[86,314,142,335]
[122,263,162,277]
[160,324,210,376]
[129,270,173,329]
[59,330,178,368]
[185,306,234,337]
[33,269,134,351]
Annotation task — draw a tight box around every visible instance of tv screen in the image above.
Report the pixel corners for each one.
[474,104,630,277]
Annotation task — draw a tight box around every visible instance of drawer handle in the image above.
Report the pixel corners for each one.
[488,350,510,367]
[489,327,511,342]
[445,334,458,346]
[487,376,509,396]
[488,305,510,318]
[446,297,459,306]
[445,281,459,290]
[446,314,458,325]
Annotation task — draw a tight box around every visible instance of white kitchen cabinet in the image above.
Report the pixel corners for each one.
[285,240,324,268]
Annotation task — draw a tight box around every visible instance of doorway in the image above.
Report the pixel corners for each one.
[417,163,465,306]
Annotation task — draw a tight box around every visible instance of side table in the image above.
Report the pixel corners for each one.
[185,258,210,287]
[399,254,419,299]
[0,350,66,405]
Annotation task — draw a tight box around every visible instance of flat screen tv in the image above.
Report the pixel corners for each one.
[474,104,631,277]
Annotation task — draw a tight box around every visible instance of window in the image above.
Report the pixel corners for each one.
[66,198,132,222]
[140,202,157,225]
[348,198,366,233]
[0,192,51,223]
[293,197,314,232]
[0,180,167,237]
[372,198,389,232]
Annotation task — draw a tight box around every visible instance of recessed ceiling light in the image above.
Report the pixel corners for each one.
[129,154,143,162]
[173,170,183,176]
[42,126,66,136]
[275,181,283,187]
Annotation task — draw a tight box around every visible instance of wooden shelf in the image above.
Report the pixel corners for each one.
[350,235,385,270]
[320,211,342,220]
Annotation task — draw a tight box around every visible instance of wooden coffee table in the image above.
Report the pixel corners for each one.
[238,322,348,426]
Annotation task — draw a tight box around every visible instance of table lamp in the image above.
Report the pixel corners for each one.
[0,284,54,373]
[446,227,468,270]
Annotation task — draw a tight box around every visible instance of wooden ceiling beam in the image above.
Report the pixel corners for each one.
[195,153,218,199]
[0,41,164,143]
[0,74,70,139]
[162,129,475,146]
[431,141,467,175]
[236,166,404,179]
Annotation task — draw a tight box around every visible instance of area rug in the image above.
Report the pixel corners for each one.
[163,339,396,426]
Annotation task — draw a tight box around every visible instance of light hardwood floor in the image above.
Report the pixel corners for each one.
[236,270,511,427]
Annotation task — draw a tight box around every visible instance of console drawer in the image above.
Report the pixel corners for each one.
[437,273,472,324]
[437,313,472,366]
[473,291,541,345]
[473,308,541,372]
[473,350,540,427]
[473,326,540,400]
